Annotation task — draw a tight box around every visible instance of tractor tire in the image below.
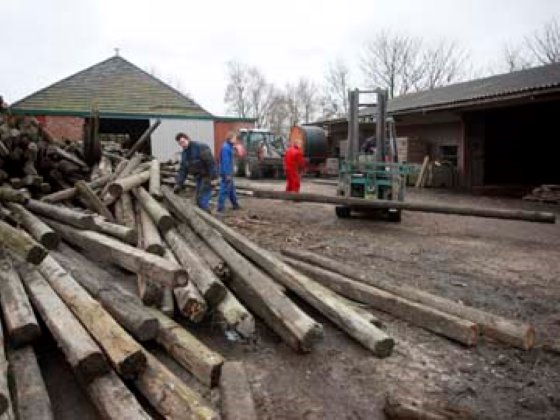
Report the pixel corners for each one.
[335,206,351,218]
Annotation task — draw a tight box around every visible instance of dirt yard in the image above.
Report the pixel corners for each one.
[44,179,560,420]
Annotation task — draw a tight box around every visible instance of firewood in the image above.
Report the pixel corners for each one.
[44,219,186,288]
[18,263,109,382]
[5,202,59,249]
[147,308,224,387]
[8,346,53,420]
[0,219,47,264]
[0,249,41,347]
[163,187,323,353]
[38,255,146,379]
[282,249,535,350]
[220,361,258,420]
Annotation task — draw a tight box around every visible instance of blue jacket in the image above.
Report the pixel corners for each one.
[219,140,235,176]
[176,141,216,186]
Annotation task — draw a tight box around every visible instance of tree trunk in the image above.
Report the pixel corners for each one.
[0,220,47,265]
[107,170,150,199]
[162,187,323,353]
[8,346,53,420]
[133,352,218,420]
[75,180,115,222]
[282,249,534,350]
[164,228,226,306]
[136,201,165,256]
[5,202,59,249]
[132,186,175,232]
[26,199,95,229]
[282,256,478,347]
[147,308,224,387]
[18,263,109,382]
[220,361,258,420]
[40,174,111,203]
[149,159,162,200]
[252,190,556,224]
[45,219,186,288]
[0,249,41,347]
[38,255,146,379]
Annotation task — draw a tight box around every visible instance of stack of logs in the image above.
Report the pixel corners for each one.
[0,139,538,419]
[523,184,560,204]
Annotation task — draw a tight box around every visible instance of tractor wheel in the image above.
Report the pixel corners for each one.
[335,206,351,218]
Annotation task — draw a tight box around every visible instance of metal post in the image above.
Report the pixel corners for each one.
[346,89,360,161]
[376,89,387,163]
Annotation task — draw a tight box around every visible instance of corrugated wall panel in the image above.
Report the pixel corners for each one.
[150,118,215,161]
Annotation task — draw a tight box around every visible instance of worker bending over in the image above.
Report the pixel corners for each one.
[217,131,240,213]
[284,137,305,192]
[174,132,216,211]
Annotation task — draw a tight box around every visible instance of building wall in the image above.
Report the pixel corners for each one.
[36,116,84,141]
[150,118,214,161]
[213,120,254,157]
[396,121,462,161]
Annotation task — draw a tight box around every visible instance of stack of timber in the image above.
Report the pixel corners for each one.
[523,184,560,204]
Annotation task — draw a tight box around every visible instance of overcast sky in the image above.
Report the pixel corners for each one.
[2,0,559,115]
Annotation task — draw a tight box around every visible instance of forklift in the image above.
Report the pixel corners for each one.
[335,88,412,221]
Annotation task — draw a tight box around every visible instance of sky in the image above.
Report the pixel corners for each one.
[2,0,560,116]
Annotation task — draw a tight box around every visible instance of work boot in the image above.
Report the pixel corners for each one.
[232,204,241,210]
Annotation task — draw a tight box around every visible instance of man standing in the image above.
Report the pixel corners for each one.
[217,131,240,213]
[284,138,305,192]
[174,132,216,211]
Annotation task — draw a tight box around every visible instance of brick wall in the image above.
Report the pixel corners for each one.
[37,116,85,141]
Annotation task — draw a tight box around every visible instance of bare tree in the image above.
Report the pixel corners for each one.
[296,78,319,123]
[224,60,251,118]
[322,59,351,117]
[284,83,301,127]
[246,67,275,127]
[503,44,533,72]
[526,17,560,65]
[418,41,469,90]
[264,92,290,136]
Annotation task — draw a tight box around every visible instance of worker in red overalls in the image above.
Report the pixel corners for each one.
[284,137,305,192]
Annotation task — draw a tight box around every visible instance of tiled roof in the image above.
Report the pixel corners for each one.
[11,56,212,118]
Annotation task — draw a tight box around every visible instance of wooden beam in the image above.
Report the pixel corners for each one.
[18,263,109,382]
[0,249,41,347]
[252,190,556,224]
[162,187,323,353]
[38,255,146,379]
[282,249,534,350]
[220,361,258,420]
[0,220,47,264]
[5,202,59,249]
[125,119,161,158]
[8,346,54,420]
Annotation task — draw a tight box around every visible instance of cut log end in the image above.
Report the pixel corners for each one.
[145,244,165,257]
[157,215,176,232]
[108,184,124,198]
[118,350,147,380]
[41,231,60,250]
[76,353,111,384]
[10,324,41,348]
[26,246,48,265]
[374,337,396,358]
[299,324,324,353]
[135,319,160,342]
[205,284,228,308]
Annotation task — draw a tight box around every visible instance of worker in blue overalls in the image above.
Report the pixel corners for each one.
[173,132,216,211]
[217,131,240,213]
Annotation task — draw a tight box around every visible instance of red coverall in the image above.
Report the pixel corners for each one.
[284,144,305,192]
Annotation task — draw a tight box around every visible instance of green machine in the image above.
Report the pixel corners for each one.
[336,88,413,221]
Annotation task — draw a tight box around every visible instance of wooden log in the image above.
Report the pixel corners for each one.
[220,361,258,420]
[18,263,109,382]
[125,119,161,158]
[113,192,136,230]
[384,394,474,420]
[85,371,151,420]
[164,228,226,307]
[252,190,557,224]
[92,216,138,245]
[52,246,159,342]
[134,352,218,419]
[161,287,174,317]
[0,204,17,225]
[132,186,175,232]
[191,208,395,356]
[0,249,41,347]
[98,159,129,199]
[5,202,59,249]
[174,283,208,323]
[282,256,478,346]
[0,220,47,264]
[26,199,95,229]
[0,188,28,204]
[137,201,165,256]
[44,219,186,287]
[39,183,51,194]
[215,284,256,339]
[178,223,229,280]
[8,346,54,420]
[162,187,323,353]
[40,174,111,203]
[0,315,9,416]
[38,255,147,379]
[147,308,224,387]
[149,158,162,200]
[282,249,534,350]
[22,175,43,188]
[75,180,115,222]
[107,170,150,199]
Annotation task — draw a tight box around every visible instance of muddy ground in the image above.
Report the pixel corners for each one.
[40,179,560,419]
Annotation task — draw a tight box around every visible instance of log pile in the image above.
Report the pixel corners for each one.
[523,184,560,204]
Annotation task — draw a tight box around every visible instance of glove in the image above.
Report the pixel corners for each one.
[173,184,183,194]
